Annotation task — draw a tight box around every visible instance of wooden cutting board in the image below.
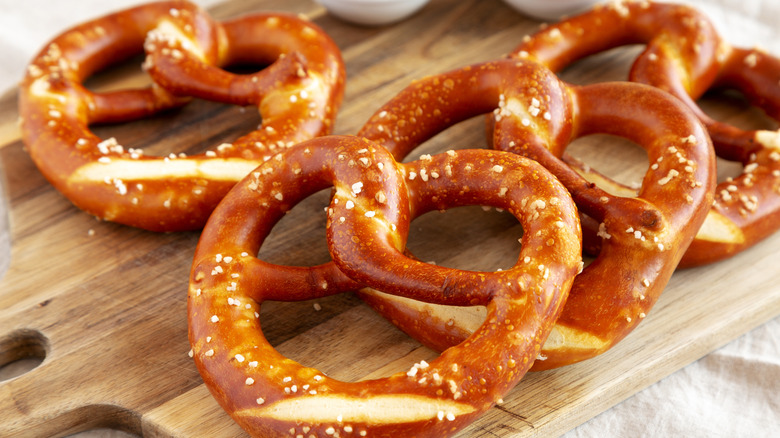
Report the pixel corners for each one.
[1,0,778,436]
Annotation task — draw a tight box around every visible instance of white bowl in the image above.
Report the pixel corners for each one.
[318,0,431,26]
[502,0,602,21]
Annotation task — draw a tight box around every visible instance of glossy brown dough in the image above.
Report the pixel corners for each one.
[513,0,780,267]
[18,0,345,231]
[188,135,582,437]
[357,58,715,370]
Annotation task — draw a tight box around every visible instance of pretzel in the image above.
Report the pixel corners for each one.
[18,1,345,232]
[188,135,582,437]
[511,0,780,267]
[357,59,715,370]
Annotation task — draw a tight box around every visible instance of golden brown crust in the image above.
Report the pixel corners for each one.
[188,135,581,437]
[18,1,345,232]
[357,58,715,370]
[511,0,780,267]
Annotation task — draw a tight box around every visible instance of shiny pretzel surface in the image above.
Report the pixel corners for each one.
[358,58,715,370]
[18,0,344,232]
[513,0,780,267]
[188,135,582,437]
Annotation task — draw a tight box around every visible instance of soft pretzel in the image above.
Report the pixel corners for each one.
[18,0,345,232]
[188,135,582,437]
[512,0,780,267]
[357,59,715,370]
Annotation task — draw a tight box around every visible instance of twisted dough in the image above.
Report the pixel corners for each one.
[189,135,581,437]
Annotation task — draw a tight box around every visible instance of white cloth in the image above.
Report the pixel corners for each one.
[0,1,777,437]
[568,316,780,437]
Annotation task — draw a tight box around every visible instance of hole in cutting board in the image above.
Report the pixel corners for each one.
[50,404,142,438]
[0,329,48,382]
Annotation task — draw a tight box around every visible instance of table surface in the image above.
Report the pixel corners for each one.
[0,1,778,437]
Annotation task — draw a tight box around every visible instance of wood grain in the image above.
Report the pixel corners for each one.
[0,0,778,436]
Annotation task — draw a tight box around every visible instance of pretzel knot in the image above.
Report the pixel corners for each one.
[356,58,715,370]
[512,0,780,267]
[188,135,582,437]
[18,0,345,231]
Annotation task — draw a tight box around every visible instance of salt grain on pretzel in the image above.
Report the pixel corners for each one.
[357,58,715,370]
[189,135,581,437]
[512,0,780,267]
[18,1,345,231]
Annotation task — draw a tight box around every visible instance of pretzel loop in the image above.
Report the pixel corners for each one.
[18,1,345,232]
[189,135,581,437]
